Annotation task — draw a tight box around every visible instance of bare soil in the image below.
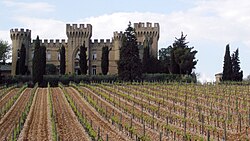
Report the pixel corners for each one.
[51,87,90,141]
[19,88,52,141]
[0,88,19,109]
[0,88,32,140]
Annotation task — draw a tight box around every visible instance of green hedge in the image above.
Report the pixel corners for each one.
[1,74,196,86]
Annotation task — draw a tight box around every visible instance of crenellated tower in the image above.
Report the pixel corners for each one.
[134,22,159,58]
[10,28,31,76]
[112,31,123,61]
[66,24,92,74]
[107,31,123,74]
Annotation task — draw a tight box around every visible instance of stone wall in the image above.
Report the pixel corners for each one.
[10,22,159,76]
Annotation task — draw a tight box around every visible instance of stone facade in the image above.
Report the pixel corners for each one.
[10,22,160,76]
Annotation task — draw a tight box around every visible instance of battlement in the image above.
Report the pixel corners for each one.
[31,39,67,48]
[66,24,92,38]
[134,22,159,39]
[10,28,31,40]
[113,31,123,40]
[134,22,159,29]
[92,39,111,44]
[66,24,92,31]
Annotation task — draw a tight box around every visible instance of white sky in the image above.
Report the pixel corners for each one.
[1,0,250,83]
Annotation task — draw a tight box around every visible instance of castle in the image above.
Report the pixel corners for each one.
[10,22,160,76]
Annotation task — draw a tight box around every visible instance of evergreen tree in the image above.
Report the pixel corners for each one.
[170,47,179,74]
[231,48,243,81]
[40,46,46,75]
[159,47,171,73]
[79,43,88,75]
[142,38,150,73]
[169,33,197,75]
[32,36,43,84]
[148,57,163,73]
[46,64,57,75]
[0,40,11,64]
[19,44,26,75]
[101,46,110,75]
[118,22,142,82]
[60,45,66,75]
[222,44,232,81]
[142,37,163,74]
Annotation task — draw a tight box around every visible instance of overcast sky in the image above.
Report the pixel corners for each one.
[1,0,250,82]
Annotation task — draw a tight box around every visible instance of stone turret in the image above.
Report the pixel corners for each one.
[112,31,123,61]
[66,24,92,74]
[134,22,159,58]
[10,28,31,75]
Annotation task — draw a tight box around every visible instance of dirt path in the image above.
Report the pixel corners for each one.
[19,88,52,141]
[0,88,32,140]
[51,88,90,141]
[65,87,130,141]
[0,88,19,109]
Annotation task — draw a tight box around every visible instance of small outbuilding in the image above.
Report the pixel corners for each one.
[0,64,12,77]
[215,73,223,83]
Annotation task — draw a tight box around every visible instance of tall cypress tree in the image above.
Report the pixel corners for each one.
[40,45,46,75]
[60,45,66,75]
[232,48,243,81]
[79,43,88,75]
[142,38,150,73]
[118,22,142,82]
[19,44,26,75]
[101,46,110,75]
[32,36,43,84]
[222,44,232,81]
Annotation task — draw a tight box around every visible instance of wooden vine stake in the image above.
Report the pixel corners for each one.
[223,120,227,141]
[106,134,109,141]
[207,129,210,141]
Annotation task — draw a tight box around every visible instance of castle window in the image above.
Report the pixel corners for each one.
[92,52,97,60]
[31,51,34,59]
[58,53,60,61]
[76,50,80,59]
[47,52,51,61]
[92,65,96,75]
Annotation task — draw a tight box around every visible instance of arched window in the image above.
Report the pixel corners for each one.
[92,65,96,75]
[92,51,97,60]
[47,52,51,61]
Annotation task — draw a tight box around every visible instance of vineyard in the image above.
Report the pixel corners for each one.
[0,82,249,140]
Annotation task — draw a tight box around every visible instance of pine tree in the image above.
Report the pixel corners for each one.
[170,32,197,75]
[32,36,43,84]
[222,44,232,81]
[19,44,26,75]
[60,45,66,75]
[101,46,110,75]
[79,43,88,75]
[231,48,243,81]
[169,47,179,74]
[118,22,142,82]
